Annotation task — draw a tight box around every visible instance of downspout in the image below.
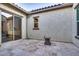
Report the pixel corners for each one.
[26,14,31,39]
[26,15,29,39]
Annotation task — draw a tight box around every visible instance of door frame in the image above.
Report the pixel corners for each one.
[0,10,22,44]
[0,5,24,45]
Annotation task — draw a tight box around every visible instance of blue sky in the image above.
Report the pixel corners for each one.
[16,3,58,11]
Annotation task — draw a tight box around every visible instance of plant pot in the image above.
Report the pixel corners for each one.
[44,37,51,45]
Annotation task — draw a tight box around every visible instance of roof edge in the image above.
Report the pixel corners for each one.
[9,3,30,14]
[6,3,73,15]
[30,3,73,14]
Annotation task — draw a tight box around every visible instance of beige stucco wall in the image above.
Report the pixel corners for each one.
[27,7,73,42]
[7,19,13,35]
[0,4,27,40]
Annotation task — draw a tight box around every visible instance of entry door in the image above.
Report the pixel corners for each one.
[13,15,21,40]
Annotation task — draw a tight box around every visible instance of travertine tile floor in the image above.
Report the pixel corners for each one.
[0,39,79,56]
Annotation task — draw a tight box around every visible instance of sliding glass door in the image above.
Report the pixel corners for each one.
[13,15,21,40]
[0,10,22,43]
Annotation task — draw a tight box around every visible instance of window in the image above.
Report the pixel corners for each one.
[33,16,39,30]
[75,9,79,39]
[77,9,79,36]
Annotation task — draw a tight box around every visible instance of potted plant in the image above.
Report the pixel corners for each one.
[44,36,51,45]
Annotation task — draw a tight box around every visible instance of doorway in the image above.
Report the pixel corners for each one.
[1,11,22,42]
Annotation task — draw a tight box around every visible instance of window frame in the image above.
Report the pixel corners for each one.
[33,16,39,30]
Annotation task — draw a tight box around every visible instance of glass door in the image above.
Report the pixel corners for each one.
[1,11,13,42]
[13,15,21,40]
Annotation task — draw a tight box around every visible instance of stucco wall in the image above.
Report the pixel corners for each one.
[27,7,73,42]
[0,4,27,39]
